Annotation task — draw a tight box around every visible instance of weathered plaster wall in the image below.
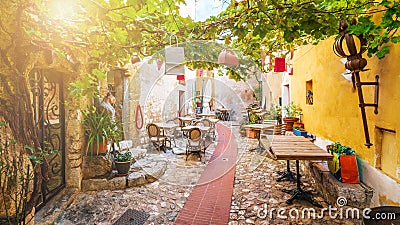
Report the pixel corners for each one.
[265,71,283,106]
[292,37,400,206]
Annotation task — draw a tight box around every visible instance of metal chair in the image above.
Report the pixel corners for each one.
[199,118,216,140]
[165,119,181,146]
[185,128,203,161]
[146,123,167,153]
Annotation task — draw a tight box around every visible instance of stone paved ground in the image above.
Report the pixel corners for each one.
[55,138,217,225]
[55,123,362,225]
[229,125,362,225]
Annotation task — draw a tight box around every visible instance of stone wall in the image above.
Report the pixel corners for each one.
[304,161,373,209]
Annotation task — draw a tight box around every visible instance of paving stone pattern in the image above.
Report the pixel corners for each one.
[55,122,362,225]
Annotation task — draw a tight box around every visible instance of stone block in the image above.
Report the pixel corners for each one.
[106,177,127,190]
[127,172,147,187]
[81,179,107,191]
[82,156,112,179]
[144,161,167,182]
[129,148,147,161]
[305,161,373,208]
[81,177,126,191]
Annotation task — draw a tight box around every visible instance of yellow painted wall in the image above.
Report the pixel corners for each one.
[292,37,400,180]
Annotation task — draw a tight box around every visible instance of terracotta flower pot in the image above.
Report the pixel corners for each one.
[283,117,299,131]
[246,129,259,139]
[87,139,108,156]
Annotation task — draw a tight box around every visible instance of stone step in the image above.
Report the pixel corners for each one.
[81,155,167,192]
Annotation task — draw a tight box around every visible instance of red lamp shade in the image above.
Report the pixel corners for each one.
[177,75,185,80]
[274,57,286,72]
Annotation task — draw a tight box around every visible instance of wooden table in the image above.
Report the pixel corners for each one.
[154,123,179,150]
[197,113,216,118]
[154,123,178,130]
[181,125,211,133]
[266,135,333,207]
[178,116,195,126]
[243,124,275,151]
[208,118,219,126]
[216,108,231,121]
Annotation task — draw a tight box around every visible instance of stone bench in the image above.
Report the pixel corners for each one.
[304,161,373,208]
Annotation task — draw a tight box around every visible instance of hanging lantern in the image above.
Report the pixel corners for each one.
[274,57,286,72]
[177,75,185,80]
[165,35,185,75]
[218,49,239,66]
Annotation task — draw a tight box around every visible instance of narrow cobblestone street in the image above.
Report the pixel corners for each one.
[54,123,362,225]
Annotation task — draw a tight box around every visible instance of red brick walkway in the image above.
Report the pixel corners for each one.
[174,123,237,225]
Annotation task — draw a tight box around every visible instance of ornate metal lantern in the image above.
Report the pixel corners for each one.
[333,21,379,148]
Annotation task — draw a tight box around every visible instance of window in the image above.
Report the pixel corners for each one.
[375,127,398,181]
[306,80,313,105]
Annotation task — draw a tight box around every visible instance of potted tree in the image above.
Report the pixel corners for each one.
[82,106,120,155]
[283,102,302,131]
[114,150,132,176]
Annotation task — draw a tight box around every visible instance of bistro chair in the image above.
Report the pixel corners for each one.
[185,127,203,161]
[172,117,184,137]
[165,119,178,147]
[146,123,167,153]
[199,118,216,140]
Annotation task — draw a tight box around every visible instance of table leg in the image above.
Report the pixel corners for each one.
[249,131,264,152]
[281,160,322,208]
[276,160,297,182]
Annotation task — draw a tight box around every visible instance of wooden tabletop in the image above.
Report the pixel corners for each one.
[197,113,215,117]
[178,116,195,122]
[217,108,231,112]
[267,135,333,161]
[154,123,178,130]
[181,126,211,132]
[243,123,275,131]
[208,118,219,124]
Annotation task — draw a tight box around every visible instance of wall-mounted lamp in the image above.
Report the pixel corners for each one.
[333,21,379,148]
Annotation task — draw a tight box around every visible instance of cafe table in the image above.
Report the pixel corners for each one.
[154,123,178,150]
[216,108,232,121]
[265,135,333,207]
[197,113,216,118]
[178,116,195,126]
[243,123,275,151]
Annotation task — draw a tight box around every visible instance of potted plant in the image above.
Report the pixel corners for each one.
[283,102,302,131]
[266,104,282,122]
[292,125,307,136]
[245,113,260,138]
[195,96,202,107]
[327,142,359,183]
[114,150,132,175]
[82,106,120,155]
